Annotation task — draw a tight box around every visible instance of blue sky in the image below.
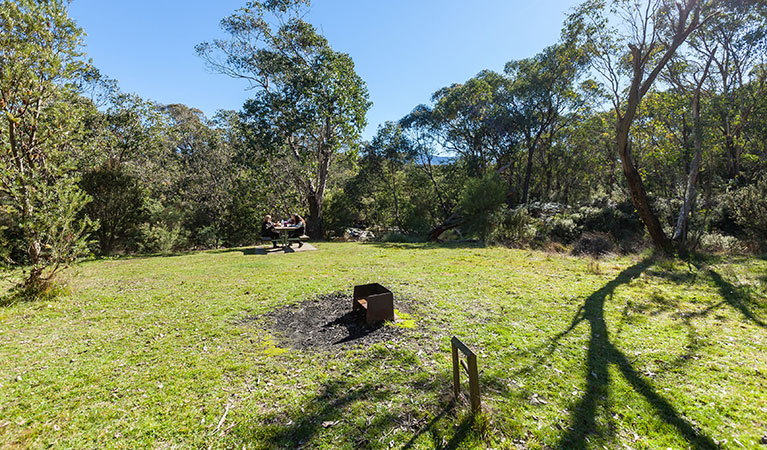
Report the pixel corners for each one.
[69,0,583,140]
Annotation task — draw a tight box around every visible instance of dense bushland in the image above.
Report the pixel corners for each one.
[2,0,766,293]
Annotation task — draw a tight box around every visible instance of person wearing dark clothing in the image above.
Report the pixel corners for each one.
[289,214,306,247]
[261,215,279,247]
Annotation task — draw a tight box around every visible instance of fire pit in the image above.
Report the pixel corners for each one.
[353,283,395,324]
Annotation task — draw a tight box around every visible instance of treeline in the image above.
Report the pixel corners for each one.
[2,0,766,291]
[334,0,767,255]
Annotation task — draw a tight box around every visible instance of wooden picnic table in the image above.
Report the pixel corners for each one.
[273,225,300,248]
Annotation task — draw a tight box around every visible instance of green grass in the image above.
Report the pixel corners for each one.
[1,243,765,449]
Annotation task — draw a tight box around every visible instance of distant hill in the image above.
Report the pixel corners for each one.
[414,155,455,165]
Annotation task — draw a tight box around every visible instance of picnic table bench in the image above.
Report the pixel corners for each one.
[263,225,309,249]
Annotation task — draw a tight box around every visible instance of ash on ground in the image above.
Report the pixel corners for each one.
[259,292,410,349]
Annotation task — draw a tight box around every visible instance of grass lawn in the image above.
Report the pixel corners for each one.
[1,242,766,449]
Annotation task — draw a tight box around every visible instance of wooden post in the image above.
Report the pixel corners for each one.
[451,336,481,413]
[467,352,480,413]
[451,338,460,400]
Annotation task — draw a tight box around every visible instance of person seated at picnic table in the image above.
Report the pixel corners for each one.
[260,215,279,247]
[289,213,306,248]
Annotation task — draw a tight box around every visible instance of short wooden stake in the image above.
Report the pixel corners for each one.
[451,336,481,413]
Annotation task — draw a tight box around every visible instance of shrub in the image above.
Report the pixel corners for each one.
[460,173,507,241]
[727,176,767,241]
[192,226,219,249]
[542,241,568,254]
[528,202,565,219]
[700,232,746,254]
[322,188,360,238]
[548,214,581,243]
[138,223,184,255]
[571,232,615,257]
[487,206,541,247]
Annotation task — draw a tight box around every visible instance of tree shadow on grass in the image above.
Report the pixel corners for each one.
[554,258,719,449]
[208,247,260,256]
[226,359,473,449]
[705,268,765,328]
[508,259,655,378]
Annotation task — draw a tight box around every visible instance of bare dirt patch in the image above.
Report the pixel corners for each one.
[256,292,412,349]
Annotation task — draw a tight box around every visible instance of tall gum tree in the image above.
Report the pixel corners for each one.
[197,0,370,239]
[566,0,714,255]
[690,0,767,181]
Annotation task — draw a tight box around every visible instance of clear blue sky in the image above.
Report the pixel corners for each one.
[69,0,582,140]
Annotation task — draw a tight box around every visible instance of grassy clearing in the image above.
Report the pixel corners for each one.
[1,243,765,449]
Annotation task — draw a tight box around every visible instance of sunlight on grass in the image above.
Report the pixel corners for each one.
[1,243,765,449]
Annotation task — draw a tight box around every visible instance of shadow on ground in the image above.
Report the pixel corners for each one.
[363,241,485,251]
[247,292,413,349]
[226,356,481,449]
[549,258,721,449]
[704,267,765,328]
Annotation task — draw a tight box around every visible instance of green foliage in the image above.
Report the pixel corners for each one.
[137,200,187,254]
[198,0,370,238]
[727,176,767,241]
[138,222,184,255]
[322,188,359,238]
[80,166,147,255]
[166,105,235,248]
[459,173,507,240]
[2,170,94,290]
[0,0,94,291]
[219,172,272,247]
[574,202,644,238]
[487,206,541,247]
[700,232,747,254]
[548,214,581,243]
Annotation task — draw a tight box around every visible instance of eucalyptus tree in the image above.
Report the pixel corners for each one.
[566,0,710,254]
[504,43,586,204]
[662,50,715,249]
[100,93,169,172]
[364,122,413,233]
[428,71,509,177]
[399,105,454,219]
[691,0,767,180]
[163,104,235,247]
[0,0,93,289]
[197,0,370,238]
[553,111,617,204]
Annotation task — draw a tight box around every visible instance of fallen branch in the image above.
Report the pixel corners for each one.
[214,401,231,434]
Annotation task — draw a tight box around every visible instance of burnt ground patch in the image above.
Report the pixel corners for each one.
[254,292,413,349]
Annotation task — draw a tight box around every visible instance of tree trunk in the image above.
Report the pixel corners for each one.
[617,127,673,254]
[521,144,535,205]
[428,162,514,241]
[307,192,323,239]
[610,1,701,255]
[305,140,331,240]
[673,55,712,249]
[390,165,407,233]
[428,209,465,241]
